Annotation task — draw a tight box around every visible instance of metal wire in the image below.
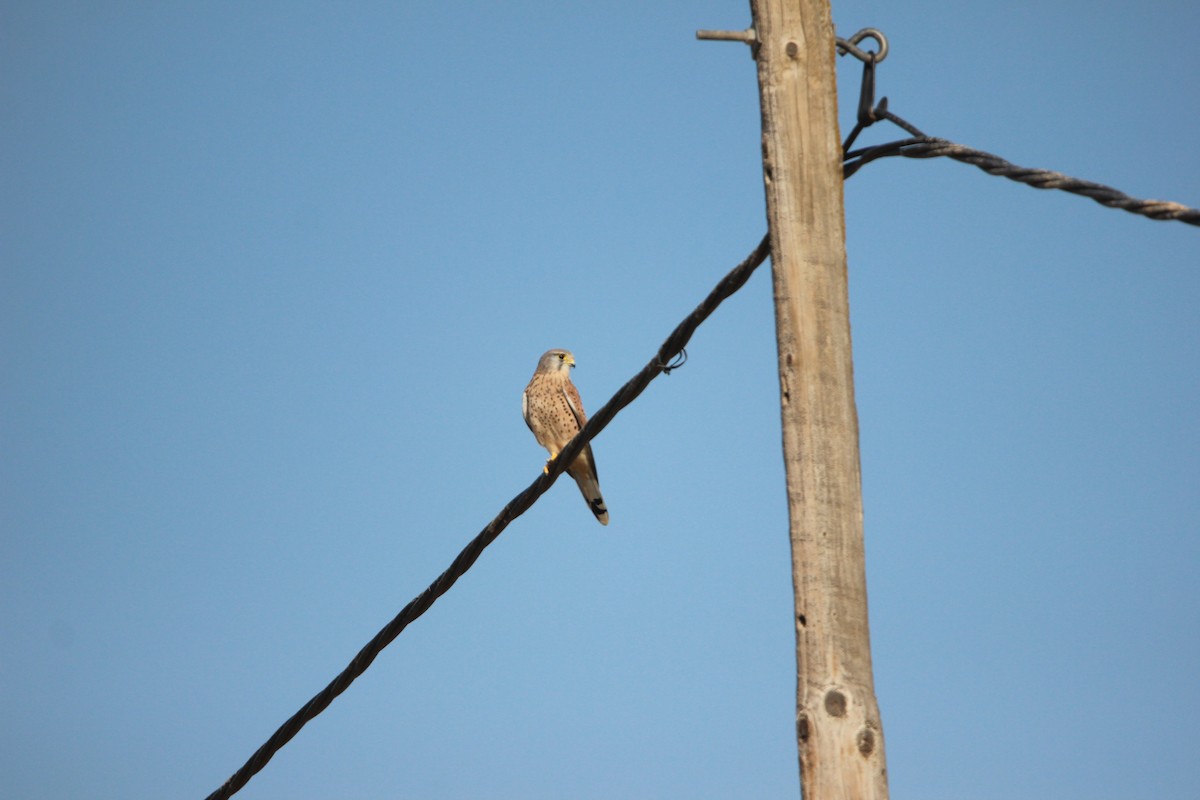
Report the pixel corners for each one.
[201,234,773,800]
[844,136,1200,225]
[837,28,888,63]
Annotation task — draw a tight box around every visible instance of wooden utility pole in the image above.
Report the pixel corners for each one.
[749,0,889,796]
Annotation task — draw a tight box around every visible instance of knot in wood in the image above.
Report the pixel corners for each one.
[856,726,876,756]
[824,689,847,717]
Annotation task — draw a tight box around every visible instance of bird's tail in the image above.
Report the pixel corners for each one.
[568,462,609,526]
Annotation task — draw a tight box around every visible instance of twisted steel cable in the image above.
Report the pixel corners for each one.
[843,133,1199,226]
[202,234,772,800]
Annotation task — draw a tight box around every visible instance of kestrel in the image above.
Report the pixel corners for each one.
[522,349,609,525]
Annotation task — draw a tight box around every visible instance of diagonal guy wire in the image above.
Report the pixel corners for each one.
[843,136,1200,226]
[202,233,772,800]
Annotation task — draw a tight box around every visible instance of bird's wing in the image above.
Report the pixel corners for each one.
[561,381,599,480]
[561,381,588,429]
[521,386,533,432]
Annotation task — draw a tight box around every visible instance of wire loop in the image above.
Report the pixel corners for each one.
[836,28,888,64]
[659,348,688,375]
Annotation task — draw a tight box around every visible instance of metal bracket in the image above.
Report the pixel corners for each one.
[696,25,888,65]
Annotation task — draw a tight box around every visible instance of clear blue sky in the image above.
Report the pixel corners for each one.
[3,2,1197,799]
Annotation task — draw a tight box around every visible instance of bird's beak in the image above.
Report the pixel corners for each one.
[565,354,576,367]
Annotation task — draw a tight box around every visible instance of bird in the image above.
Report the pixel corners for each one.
[522,349,609,525]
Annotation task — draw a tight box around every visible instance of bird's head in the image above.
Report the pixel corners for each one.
[537,348,576,374]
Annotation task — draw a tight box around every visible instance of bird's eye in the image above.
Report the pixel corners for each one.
[557,353,565,360]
